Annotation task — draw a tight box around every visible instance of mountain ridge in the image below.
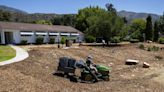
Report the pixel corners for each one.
[118,10,160,22]
[0,5,161,23]
[0,5,28,14]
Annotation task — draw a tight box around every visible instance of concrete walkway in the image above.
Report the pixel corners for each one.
[0,45,29,66]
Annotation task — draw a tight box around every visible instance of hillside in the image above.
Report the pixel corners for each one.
[118,10,160,23]
[10,13,60,22]
[0,5,27,14]
[0,5,161,23]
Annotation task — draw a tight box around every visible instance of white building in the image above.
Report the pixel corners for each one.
[0,22,83,44]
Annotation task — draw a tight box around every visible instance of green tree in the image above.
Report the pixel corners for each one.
[145,15,153,40]
[131,19,146,31]
[76,5,124,45]
[0,10,11,21]
[52,17,62,25]
[52,14,76,27]
[75,6,106,32]
[95,15,114,44]
[105,3,117,15]
[34,20,52,25]
[130,19,146,41]
[119,25,131,40]
[97,12,124,44]
[123,17,128,24]
[153,21,159,42]
[62,14,76,26]
[158,13,164,35]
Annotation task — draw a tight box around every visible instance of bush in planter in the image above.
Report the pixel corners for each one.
[85,35,96,43]
[49,38,55,44]
[20,40,27,45]
[36,37,43,44]
[111,36,121,43]
[130,39,139,43]
[158,37,164,44]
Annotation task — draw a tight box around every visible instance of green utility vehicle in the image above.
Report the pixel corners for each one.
[54,57,111,83]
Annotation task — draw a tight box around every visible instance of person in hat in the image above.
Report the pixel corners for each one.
[86,55,98,73]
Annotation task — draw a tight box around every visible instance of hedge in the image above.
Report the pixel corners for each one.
[20,40,28,45]
[85,35,96,43]
[36,37,44,44]
[158,37,164,44]
[111,36,121,43]
[49,38,55,44]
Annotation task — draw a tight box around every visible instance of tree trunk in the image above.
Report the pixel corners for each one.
[106,40,109,46]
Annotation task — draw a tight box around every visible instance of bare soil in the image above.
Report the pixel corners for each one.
[0,43,164,92]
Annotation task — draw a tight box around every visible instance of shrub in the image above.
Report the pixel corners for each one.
[158,37,164,44]
[130,30,143,41]
[147,46,159,51]
[61,37,66,45]
[139,44,145,50]
[85,35,96,43]
[147,47,151,51]
[130,39,139,43]
[20,40,27,45]
[123,37,130,41]
[49,38,55,44]
[155,55,163,60]
[152,46,159,51]
[111,36,121,43]
[36,37,43,44]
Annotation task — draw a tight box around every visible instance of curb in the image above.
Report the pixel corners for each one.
[0,45,29,66]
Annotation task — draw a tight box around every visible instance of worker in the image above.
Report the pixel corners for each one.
[86,55,100,82]
[86,55,98,73]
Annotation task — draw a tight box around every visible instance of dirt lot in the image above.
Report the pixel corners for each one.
[0,43,164,92]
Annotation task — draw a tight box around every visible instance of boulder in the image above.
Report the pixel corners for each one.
[143,62,150,68]
[125,59,139,65]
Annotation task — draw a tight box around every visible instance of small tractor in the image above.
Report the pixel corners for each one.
[54,57,111,83]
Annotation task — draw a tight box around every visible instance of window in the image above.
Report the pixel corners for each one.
[61,32,70,36]
[49,32,59,36]
[71,33,79,36]
[20,31,34,36]
[36,31,47,36]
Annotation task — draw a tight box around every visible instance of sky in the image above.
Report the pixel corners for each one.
[0,0,163,15]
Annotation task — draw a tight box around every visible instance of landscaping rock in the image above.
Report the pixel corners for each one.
[143,62,150,68]
[125,59,139,65]
[108,63,114,67]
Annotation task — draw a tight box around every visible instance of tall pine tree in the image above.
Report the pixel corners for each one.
[145,15,153,40]
[153,21,159,42]
[159,13,164,35]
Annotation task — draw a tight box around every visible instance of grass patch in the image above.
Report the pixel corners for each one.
[0,45,16,62]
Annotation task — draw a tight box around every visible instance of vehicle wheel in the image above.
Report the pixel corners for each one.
[104,77,109,81]
[103,76,110,81]
[84,74,93,81]
[70,76,78,82]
